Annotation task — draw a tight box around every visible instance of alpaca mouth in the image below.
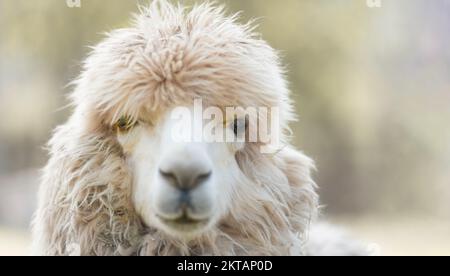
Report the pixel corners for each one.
[158,214,210,232]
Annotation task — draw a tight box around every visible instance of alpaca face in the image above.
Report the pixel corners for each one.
[116,106,244,239]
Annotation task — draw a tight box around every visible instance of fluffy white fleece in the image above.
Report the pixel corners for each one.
[32,0,367,256]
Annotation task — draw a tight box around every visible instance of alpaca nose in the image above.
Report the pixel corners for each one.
[159,160,212,191]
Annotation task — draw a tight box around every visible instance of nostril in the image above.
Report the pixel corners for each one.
[159,169,175,179]
[196,171,212,184]
[159,169,179,187]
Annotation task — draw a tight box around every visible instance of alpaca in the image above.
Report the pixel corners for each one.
[32,0,365,256]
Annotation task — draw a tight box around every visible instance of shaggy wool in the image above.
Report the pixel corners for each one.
[32,0,320,256]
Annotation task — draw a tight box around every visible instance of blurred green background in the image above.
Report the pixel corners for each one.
[0,0,449,255]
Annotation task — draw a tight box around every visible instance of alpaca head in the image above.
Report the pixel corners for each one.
[56,1,317,251]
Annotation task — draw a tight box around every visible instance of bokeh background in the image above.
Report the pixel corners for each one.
[0,0,449,256]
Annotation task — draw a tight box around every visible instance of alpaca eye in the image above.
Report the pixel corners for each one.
[233,118,247,137]
[114,116,137,133]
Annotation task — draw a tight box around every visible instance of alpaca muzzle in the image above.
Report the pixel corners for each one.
[153,143,217,234]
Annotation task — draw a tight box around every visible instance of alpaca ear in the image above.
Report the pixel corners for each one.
[277,147,319,232]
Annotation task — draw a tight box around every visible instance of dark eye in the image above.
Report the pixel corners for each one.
[114,116,137,133]
[233,118,247,137]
